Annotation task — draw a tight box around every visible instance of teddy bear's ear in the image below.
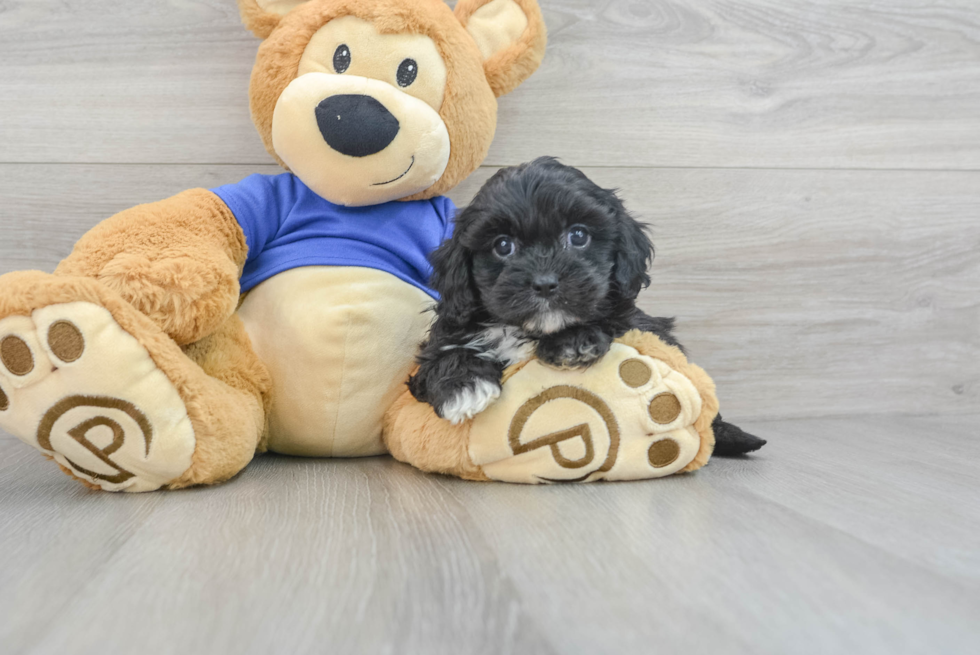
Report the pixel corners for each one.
[237,0,312,39]
[455,0,547,97]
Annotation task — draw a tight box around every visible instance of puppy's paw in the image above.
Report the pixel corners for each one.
[536,326,612,369]
[437,379,502,424]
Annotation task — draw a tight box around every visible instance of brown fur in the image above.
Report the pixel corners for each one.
[172,313,273,488]
[55,189,247,346]
[384,373,490,481]
[0,272,269,489]
[238,0,285,39]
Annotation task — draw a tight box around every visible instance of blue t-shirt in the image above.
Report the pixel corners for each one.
[211,173,455,298]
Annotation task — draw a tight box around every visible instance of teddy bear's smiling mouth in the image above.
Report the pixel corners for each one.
[371,156,415,186]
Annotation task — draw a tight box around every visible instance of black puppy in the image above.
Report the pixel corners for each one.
[409,157,764,455]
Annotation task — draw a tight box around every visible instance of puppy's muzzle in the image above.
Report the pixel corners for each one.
[315,94,400,158]
[531,273,559,298]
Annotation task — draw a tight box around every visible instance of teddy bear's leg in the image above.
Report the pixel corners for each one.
[168,311,271,488]
[0,271,268,491]
[383,386,489,481]
[54,189,247,347]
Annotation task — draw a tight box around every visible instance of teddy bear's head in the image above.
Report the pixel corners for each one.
[237,0,546,207]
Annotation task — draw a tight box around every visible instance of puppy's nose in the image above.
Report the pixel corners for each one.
[315,94,400,157]
[531,274,559,298]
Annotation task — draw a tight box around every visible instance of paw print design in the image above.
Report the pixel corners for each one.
[0,302,195,492]
[467,342,709,483]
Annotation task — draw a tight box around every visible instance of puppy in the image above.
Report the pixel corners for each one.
[409,157,764,455]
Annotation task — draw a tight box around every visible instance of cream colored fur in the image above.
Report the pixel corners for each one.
[238,267,434,457]
[465,0,529,61]
[272,72,451,206]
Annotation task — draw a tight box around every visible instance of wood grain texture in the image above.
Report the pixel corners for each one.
[454,166,980,420]
[2,413,979,655]
[1,1,978,654]
[0,435,553,655]
[1,1,979,168]
[2,163,976,421]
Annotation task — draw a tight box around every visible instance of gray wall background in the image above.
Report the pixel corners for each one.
[2,0,977,422]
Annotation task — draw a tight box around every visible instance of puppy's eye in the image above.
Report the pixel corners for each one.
[333,45,351,74]
[567,226,591,249]
[493,236,516,259]
[397,59,418,87]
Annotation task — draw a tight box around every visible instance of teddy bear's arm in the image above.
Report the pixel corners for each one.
[55,189,248,346]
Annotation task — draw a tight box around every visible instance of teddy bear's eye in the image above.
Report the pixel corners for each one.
[397,59,418,87]
[333,44,351,74]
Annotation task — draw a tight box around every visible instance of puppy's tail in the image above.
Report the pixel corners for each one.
[711,415,767,456]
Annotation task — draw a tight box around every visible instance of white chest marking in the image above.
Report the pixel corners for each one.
[466,325,536,367]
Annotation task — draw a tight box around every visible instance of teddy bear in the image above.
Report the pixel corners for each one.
[0,0,550,491]
[0,0,751,491]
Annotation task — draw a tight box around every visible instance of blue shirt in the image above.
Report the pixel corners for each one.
[211,173,455,298]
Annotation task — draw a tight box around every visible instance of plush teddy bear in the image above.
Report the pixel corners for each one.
[0,0,549,491]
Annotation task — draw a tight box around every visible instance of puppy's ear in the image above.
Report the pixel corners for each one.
[237,0,310,39]
[455,0,548,97]
[430,237,478,326]
[612,204,654,299]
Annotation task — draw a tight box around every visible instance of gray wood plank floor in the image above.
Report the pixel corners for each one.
[1,1,979,653]
[2,415,979,655]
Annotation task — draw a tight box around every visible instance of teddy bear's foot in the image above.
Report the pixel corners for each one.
[0,301,196,491]
[467,335,717,484]
[0,273,204,491]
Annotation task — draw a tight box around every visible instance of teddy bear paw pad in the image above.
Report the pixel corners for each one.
[0,302,195,492]
[468,343,706,483]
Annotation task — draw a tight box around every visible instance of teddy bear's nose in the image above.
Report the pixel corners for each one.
[315,94,400,158]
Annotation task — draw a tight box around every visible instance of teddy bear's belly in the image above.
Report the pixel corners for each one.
[238,266,433,457]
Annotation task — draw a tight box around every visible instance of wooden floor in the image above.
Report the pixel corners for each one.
[2,414,980,654]
[1,1,979,653]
